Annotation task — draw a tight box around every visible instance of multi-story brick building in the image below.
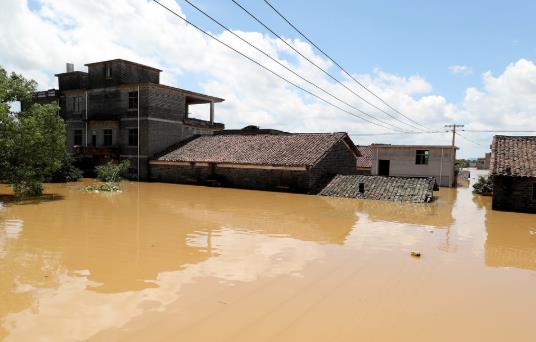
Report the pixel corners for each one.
[33,59,224,179]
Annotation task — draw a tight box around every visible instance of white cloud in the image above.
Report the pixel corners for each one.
[1,0,535,158]
[448,65,473,76]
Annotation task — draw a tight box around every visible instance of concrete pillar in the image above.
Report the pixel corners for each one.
[210,102,214,124]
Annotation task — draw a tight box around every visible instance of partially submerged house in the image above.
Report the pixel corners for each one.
[476,152,491,170]
[490,135,536,213]
[31,59,225,179]
[150,132,360,193]
[369,144,457,187]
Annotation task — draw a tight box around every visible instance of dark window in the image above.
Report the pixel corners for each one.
[128,128,138,146]
[128,91,138,110]
[416,150,430,165]
[73,130,82,146]
[103,129,113,146]
[533,183,536,201]
[105,63,112,79]
[73,96,82,113]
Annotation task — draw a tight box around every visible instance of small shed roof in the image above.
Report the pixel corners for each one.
[490,135,536,177]
[156,133,359,167]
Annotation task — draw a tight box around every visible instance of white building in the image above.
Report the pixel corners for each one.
[369,144,458,187]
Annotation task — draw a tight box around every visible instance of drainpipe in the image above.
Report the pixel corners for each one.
[209,101,214,124]
[439,148,444,187]
[137,85,140,181]
[85,90,88,146]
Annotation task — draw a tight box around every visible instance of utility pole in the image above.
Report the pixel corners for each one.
[444,124,464,187]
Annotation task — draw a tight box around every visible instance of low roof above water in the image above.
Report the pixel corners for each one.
[319,175,436,203]
[490,135,536,177]
[156,133,359,167]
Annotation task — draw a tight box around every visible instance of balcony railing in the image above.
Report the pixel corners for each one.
[74,146,119,158]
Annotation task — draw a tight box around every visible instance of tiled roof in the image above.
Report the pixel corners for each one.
[490,135,536,177]
[319,175,435,203]
[157,133,357,167]
[357,145,373,168]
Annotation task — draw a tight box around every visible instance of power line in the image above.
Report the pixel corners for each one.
[455,131,484,147]
[181,0,411,133]
[230,0,427,133]
[349,131,443,136]
[262,0,430,131]
[465,130,536,132]
[152,0,404,132]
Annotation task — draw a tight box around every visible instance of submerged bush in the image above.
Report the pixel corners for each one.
[95,160,130,183]
[45,152,83,183]
[83,160,130,193]
[473,175,493,195]
[13,180,43,198]
[83,182,121,192]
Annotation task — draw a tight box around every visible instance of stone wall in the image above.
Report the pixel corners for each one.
[492,176,536,213]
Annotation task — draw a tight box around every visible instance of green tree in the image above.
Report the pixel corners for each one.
[95,160,130,183]
[472,175,493,195]
[0,66,66,197]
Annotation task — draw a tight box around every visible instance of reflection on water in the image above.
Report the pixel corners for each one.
[0,178,535,342]
[484,202,536,270]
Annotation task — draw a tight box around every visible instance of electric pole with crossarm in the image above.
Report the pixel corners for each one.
[444,124,464,187]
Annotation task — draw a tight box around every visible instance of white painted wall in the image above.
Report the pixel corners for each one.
[370,146,456,187]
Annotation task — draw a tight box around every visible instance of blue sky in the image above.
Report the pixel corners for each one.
[181,0,536,103]
[7,0,536,158]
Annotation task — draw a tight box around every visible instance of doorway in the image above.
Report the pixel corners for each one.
[91,131,97,147]
[378,160,390,176]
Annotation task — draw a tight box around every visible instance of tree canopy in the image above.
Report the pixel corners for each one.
[0,66,66,197]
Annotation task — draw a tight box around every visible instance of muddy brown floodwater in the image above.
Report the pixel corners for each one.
[1,171,536,341]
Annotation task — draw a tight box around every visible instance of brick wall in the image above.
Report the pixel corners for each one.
[87,61,159,89]
[492,176,536,213]
[309,140,358,191]
[150,164,310,193]
[147,86,186,121]
[57,72,88,91]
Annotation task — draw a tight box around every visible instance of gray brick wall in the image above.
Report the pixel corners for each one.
[150,164,310,193]
[492,176,536,213]
[87,61,159,89]
[147,87,186,121]
[309,140,358,191]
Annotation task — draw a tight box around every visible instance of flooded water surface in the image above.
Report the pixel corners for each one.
[1,173,536,341]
